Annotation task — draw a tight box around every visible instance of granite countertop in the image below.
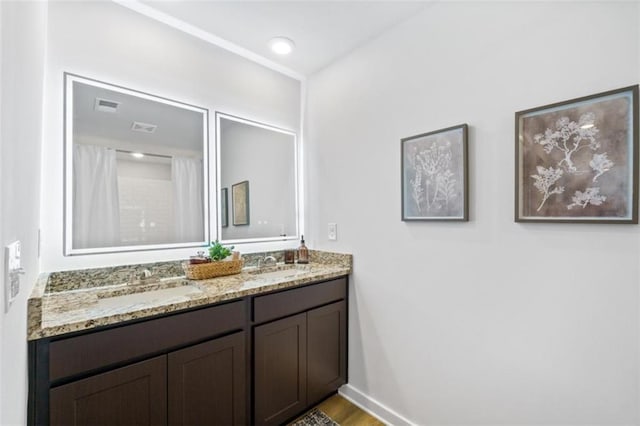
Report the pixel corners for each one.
[28,250,352,340]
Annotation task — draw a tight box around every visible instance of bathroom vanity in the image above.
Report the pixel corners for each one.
[27,251,351,426]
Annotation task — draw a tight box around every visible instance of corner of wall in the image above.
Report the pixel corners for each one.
[0,1,47,425]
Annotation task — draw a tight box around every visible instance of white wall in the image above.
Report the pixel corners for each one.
[41,1,301,271]
[306,2,640,425]
[0,1,4,417]
[0,1,48,425]
[0,2,4,418]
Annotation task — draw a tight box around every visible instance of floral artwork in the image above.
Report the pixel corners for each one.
[402,124,468,221]
[232,181,249,226]
[516,86,638,223]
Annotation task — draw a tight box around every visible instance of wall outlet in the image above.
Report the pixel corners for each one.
[4,241,23,313]
[328,223,337,241]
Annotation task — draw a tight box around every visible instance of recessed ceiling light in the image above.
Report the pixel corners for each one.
[131,152,145,159]
[268,37,295,55]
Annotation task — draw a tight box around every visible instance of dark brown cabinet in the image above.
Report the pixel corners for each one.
[307,301,347,405]
[50,356,167,426]
[253,297,347,425]
[254,313,308,425]
[168,332,246,426]
[30,277,348,426]
[37,301,246,426]
[49,332,247,426]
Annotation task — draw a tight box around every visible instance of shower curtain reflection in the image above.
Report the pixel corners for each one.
[72,144,121,249]
[172,156,204,242]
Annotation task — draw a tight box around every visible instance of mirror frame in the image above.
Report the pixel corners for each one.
[215,112,299,244]
[63,73,211,255]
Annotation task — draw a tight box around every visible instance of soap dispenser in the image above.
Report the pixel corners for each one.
[297,235,309,264]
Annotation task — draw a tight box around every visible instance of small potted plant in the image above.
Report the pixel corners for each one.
[183,241,242,280]
[208,240,234,261]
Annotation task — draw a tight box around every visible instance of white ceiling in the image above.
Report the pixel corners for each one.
[73,80,205,154]
[138,1,428,77]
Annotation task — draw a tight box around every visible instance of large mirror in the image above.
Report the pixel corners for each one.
[64,74,209,255]
[217,113,298,243]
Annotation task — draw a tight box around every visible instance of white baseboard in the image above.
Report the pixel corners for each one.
[338,384,416,426]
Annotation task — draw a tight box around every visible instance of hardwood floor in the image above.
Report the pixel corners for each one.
[290,394,385,426]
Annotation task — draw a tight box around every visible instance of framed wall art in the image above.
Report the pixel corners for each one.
[232,180,250,226]
[220,188,228,228]
[515,86,639,223]
[401,124,468,221]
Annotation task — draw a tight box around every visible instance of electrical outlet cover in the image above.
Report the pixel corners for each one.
[5,241,21,312]
[328,223,337,241]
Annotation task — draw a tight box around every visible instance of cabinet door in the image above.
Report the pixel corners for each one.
[50,356,167,426]
[254,313,307,426]
[307,300,347,404]
[168,332,246,426]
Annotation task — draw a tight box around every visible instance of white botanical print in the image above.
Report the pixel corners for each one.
[412,141,456,213]
[530,166,564,211]
[533,113,600,173]
[530,112,613,212]
[589,153,614,182]
[567,187,606,209]
[435,169,457,208]
[521,92,633,220]
[403,127,465,219]
[409,164,424,213]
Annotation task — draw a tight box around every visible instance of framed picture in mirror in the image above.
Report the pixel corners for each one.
[232,181,250,226]
[221,188,229,228]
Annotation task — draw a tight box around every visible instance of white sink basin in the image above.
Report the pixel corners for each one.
[96,285,203,309]
[253,269,304,280]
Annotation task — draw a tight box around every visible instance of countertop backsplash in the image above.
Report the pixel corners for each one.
[44,249,346,294]
[28,249,352,340]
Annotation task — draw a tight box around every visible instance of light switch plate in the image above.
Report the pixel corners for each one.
[328,223,337,241]
[5,241,21,312]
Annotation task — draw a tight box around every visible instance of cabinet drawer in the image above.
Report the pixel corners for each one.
[50,300,245,382]
[253,277,346,324]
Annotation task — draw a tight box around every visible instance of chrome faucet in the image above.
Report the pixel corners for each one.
[258,256,277,270]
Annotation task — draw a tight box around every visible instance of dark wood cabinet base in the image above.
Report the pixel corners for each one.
[253,297,347,425]
[29,276,348,426]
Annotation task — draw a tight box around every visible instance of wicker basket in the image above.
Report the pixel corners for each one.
[182,259,244,280]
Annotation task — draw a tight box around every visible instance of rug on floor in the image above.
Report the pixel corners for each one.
[291,408,339,426]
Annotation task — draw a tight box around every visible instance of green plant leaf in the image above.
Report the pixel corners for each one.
[208,240,235,261]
